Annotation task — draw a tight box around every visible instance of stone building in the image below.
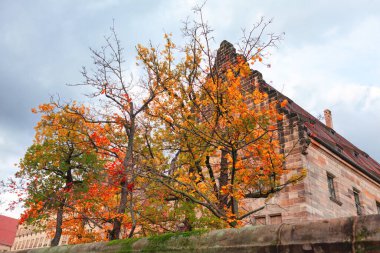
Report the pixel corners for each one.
[9,41,380,248]
[10,225,69,251]
[215,41,380,225]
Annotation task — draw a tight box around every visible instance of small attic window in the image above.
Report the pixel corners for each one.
[330,129,336,135]
[336,144,343,153]
[353,151,359,158]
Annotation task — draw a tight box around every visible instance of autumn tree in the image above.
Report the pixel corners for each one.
[58,25,173,240]
[139,7,305,227]
[11,5,308,242]
[16,103,104,246]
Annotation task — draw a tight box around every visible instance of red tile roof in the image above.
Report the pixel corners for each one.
[285,99,380,182]
[0,215,18,247]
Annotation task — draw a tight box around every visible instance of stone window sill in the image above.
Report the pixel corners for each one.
[330,197,342,206]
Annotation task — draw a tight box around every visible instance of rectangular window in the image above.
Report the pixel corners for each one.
[327,173,336,199]
[353,188,362,215]
[43,237,49,247]
[376,202,380,214]
[13,241,18,250]
[33,237,39,248]
[336,145,343,153]
[269,214,282,225]
[255,216,266,225]
[30,239,35,248]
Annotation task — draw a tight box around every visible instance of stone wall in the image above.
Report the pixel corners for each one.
[253,131,380,224]
[303,140,380,219]
[214,40,312,225]
[189,39,380,227]
[12,215,380,253]
[213,40,380,226]
[243,109,309,225]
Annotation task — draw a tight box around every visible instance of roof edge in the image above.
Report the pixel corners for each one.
[310,135,380,185]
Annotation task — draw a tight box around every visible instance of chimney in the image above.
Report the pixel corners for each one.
[324,109,333,128]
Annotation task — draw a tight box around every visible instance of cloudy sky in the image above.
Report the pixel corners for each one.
[1,0,379,218]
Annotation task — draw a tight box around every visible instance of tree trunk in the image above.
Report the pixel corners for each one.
[109,113,135,240]
[51,166,72,246]
[51,201,64,246]
[109,178,128,240]
[109,218,122,240]
[218,149,229,210]
[231,150,238,216]
[128,191,136,238]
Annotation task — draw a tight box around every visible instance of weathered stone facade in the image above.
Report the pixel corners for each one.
[303,140,380,219]
[215,41,380,225]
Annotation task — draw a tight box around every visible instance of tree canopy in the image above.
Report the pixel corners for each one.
[7,6,305,245]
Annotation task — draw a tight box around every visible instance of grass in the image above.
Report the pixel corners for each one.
[106,230,207,252]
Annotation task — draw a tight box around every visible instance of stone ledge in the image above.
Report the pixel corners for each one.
[13,214,380,253]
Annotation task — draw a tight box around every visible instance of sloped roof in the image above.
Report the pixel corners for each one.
[216,40,380,184]
[0,215,18,247]
[285,99,380,182]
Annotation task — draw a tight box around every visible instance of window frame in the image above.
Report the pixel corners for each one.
[326,172,342,205]
[327,173,336,199]
[353,188,362,215]
[269,213,282,225]
[254,215,266,226]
